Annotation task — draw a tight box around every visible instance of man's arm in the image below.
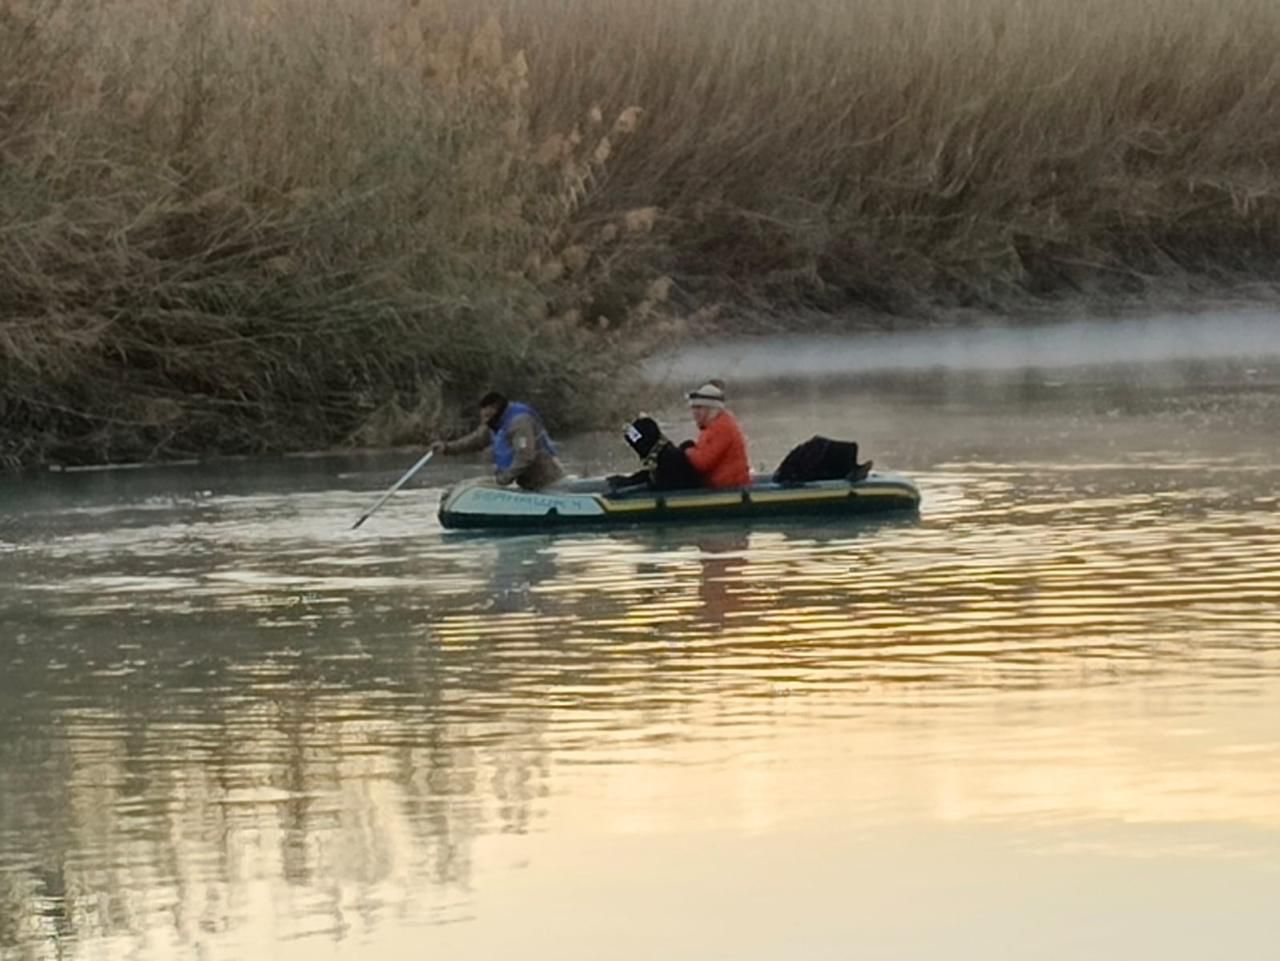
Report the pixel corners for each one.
[439,423,491,455]
[494,412,540,485]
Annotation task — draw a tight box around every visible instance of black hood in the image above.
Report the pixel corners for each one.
[624,416,663,459]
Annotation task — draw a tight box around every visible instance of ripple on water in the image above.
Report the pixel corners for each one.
[1,399,1279,961]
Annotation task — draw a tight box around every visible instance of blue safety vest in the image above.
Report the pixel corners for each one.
[492,402,557,471]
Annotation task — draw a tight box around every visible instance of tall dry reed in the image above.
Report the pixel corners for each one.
[0,0,667,465]
[489,0,1280,310]
[4,0,1280,465]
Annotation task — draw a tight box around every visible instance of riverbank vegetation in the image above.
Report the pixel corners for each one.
[4,0,1280,466]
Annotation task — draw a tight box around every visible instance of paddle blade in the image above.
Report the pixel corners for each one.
[350,449,435,530]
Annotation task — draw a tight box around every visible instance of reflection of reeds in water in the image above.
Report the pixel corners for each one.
[2,455,1280,950]
[0,689,552,949]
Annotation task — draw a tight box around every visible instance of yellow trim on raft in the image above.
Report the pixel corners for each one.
[598,497,659,513]
[596,483,917,513]
[662,493,746,509]
[750,484,915,504]
[748,488,847,504]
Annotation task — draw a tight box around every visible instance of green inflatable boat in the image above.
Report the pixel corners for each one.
[437,471,921,531]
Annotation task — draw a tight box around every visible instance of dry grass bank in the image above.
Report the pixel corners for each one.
[0,0,670,465]
[4,0,1280,465]
[493,0,1280,309]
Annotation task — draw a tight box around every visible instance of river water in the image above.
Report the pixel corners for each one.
[2,323,1279,960]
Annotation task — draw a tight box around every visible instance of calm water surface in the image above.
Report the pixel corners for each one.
[1,349,1279,960]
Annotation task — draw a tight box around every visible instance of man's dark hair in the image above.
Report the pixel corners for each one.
[478,391,507,409]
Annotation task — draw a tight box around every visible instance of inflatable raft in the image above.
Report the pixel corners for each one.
[437,471,921,531]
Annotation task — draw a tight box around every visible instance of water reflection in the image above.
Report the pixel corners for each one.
[2,362,1280,960]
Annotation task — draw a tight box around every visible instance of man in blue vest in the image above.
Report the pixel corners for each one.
[431,391,565,490]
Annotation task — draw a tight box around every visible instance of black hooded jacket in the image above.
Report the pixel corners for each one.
[607,417,704,492]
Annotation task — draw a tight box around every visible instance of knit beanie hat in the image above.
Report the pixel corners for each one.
[686,382,725,409]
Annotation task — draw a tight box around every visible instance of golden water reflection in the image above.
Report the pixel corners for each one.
[2,410,1279,958]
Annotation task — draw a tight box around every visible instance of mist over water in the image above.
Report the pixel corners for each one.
[651,310,1280,383]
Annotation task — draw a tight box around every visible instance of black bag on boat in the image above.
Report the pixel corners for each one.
[772,435,867,484]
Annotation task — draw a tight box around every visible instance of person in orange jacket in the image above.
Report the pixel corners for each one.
[683,381,751,488]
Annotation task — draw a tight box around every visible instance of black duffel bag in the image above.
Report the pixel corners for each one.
[772,435,870,484]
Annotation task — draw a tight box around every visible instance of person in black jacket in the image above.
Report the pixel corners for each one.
[606,416,704,492]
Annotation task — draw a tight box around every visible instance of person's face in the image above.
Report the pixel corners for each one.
[690,404,714,429]
[480,403,500,425]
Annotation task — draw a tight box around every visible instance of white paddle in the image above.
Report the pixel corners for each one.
[351,450,435,529]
